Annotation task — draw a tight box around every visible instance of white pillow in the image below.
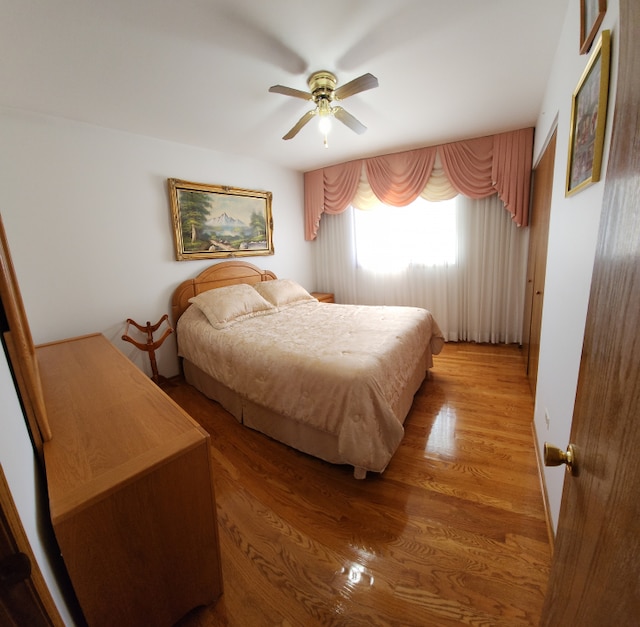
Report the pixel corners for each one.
[188,283,275,329]
[253,279,316,308]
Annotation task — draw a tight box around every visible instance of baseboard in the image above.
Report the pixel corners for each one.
[531,419,555,554]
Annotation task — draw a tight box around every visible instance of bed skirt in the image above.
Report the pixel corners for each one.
[182,348,430,479]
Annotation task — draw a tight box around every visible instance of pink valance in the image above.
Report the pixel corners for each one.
[439,135,494,197]
[365,147,438,207]
[304,127,534,240]
[304,161,361,241]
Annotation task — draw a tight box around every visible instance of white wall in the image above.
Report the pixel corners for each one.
[533,0,619,530]
[0,107,312,378]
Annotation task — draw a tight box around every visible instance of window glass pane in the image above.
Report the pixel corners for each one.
[353,197,457,271]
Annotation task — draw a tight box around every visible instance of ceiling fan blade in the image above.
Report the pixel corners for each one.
[333,73,379,100]
[269,84,312,100]
[333,106,367,135]
[282,109,317,140]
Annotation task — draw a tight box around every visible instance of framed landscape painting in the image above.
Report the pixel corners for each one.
[566,30,611,196]
[168,179,274,260]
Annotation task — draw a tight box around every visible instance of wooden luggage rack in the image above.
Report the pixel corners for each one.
[122,314,174,385]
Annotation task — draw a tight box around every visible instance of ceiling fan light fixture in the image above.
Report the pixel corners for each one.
[317,98,333,148]
[318,113,332,135]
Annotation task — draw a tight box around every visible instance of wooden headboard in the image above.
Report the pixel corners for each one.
[171,260,277,325]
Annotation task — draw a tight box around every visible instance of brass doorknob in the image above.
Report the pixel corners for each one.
[544,442,577,475]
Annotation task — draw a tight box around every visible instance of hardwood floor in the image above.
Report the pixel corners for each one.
[167,342,551,627]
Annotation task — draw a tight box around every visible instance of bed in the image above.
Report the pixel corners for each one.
[171,261,444,478]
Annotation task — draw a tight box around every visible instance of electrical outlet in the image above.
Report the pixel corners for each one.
[544,408,550,430]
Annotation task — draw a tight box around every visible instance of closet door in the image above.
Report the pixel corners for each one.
[522,130,555,394]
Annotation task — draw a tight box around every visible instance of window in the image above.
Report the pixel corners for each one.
[353,196,457,272]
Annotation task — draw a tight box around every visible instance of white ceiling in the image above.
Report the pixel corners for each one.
[1,0,569,173]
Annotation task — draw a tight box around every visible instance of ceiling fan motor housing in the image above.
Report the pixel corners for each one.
[308,71,337,102]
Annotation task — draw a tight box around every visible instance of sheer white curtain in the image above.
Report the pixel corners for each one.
[312,194,529,344]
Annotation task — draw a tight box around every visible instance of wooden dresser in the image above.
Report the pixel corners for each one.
[37,333,222,627]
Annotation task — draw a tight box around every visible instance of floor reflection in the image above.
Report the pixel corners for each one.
[337,562,375,587]
[333,548,376,602]
[425,404,457,458]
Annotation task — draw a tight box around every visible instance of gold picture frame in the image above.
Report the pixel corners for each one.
[566,30,611,197]
[168,179,274,261]
[580,0,606,54]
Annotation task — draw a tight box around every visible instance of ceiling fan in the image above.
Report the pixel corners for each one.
[269,70,378,145]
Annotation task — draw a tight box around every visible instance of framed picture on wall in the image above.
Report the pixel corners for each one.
[566,30,611,197]
[580,0,606,54]
[168,179,274,260]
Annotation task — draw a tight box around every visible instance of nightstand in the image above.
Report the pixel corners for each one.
[311,292,335,303]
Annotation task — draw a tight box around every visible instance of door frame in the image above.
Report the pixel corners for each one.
[0,465,64,626]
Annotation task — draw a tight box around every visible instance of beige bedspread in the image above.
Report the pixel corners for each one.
[177,301,444,472]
